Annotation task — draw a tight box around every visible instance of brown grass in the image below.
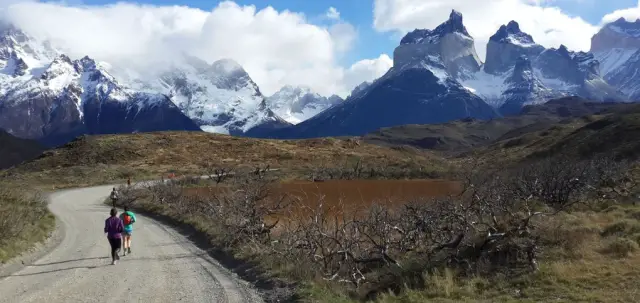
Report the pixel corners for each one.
[4,132,449,189]
[0,187,55,263]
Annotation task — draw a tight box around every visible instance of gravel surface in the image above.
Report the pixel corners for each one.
[0,185,264,303]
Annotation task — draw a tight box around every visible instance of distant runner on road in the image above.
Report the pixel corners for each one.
[119,206,137,256]
[110,187,118,208]
[104,208,124,265]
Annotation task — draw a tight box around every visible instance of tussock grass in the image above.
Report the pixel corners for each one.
[0,186,55,263]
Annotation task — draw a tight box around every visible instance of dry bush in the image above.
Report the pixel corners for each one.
[602,237,639,257]
[308,159,443,181]
[115,155,632,300]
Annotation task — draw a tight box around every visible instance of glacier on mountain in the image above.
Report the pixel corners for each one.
[265,85,343,124]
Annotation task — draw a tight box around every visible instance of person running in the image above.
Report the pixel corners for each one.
[110,187,119,208]
[104,208,124,265]
[119,206,137,256]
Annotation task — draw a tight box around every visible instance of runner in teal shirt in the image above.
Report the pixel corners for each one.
[119,206,136,255]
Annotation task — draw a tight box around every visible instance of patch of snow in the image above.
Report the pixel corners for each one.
[506,36,535,47]
[201,125,230,135]
[534,69,578,91]
[608,24,640,38]
[594,48,637,77]
[460,70,509,107]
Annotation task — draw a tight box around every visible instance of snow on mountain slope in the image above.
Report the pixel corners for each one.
[394,10,482,80]
[594,48,637,77]
[117,56,290,135]
[462,20,623,112]
[266,85,342,124]
[591,18,640,101]
[0,26,200,146]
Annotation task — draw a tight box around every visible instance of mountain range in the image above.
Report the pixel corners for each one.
[2,10,640,145]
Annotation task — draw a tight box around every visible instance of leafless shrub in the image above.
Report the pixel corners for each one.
[129,155,633,297]
[204,162,234,185]
[309,158,440,181]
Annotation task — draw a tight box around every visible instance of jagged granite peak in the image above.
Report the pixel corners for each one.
[266,85,343,124]
[508,56,535,83]
[400,10,470,45]
[499,56,559,115]
[592,17,640,54]
[484,21,544,75]
[490,21,534,44]
[394,10,481,80]
[602,49,640,100]
[534,47,598,85]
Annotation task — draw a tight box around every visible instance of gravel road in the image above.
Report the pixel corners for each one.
[0,185,263,303]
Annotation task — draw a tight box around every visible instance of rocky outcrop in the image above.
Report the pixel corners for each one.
[500,56,557,115]
[484,21,545,75]
[592,18,640,101]
[591,18,640,53]
[393,10,481,80]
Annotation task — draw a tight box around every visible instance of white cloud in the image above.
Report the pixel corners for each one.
[343,54,393,92]
[329,22,357,53]
[601,2,640,24]
[0,0,383,97]
[326,7,340,20]
[373,0,600,60]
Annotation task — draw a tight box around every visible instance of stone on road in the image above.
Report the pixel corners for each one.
[0,185,262,303]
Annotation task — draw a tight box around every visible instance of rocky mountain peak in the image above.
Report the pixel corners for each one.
[509,56,534,82]
[394,10,480,79]
[591,17,640,53]
[445,9,466,34]
[490,20,535,45]
[75,56,97,72]
[211,58,245,75]
[400,9,470,46]
[484,21,544,75]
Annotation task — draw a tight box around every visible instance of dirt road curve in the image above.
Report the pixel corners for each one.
[0,185,263,303]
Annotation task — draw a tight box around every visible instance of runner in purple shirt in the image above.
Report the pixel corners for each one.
[104,208,124,265]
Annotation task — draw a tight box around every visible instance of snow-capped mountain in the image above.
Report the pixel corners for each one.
[592,18,640,100]
[115,55,291,136]
[158,57,292,135]
[462,19,622,114]
[266,10,634,139]
[0,25,200,146]
[270,11,499,138]
[265,85,343,124]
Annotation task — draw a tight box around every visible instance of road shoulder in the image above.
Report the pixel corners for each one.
[0,217,65,279]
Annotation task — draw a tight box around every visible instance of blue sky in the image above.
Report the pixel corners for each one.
[77,0,639,67]
[15,0,639,96]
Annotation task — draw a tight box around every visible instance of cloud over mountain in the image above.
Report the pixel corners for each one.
[373,0,600,60]
[0,0,389,97]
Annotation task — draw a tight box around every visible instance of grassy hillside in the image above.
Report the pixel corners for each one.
[469,104,640,165]
[0,130,46,170]
[4,132,448,188]
[364,97,635,155]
